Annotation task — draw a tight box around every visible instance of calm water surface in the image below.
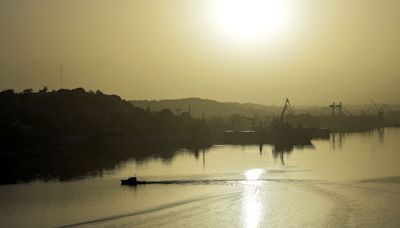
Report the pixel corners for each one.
[1,128,400,227]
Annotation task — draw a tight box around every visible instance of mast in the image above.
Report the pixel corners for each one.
[59,64,63,89]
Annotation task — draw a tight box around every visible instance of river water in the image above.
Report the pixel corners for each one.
[1,128,400,227]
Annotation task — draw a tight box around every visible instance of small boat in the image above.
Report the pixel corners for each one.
[120,177,146,186]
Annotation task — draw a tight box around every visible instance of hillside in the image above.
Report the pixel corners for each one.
[131,98,283,118]
[0,89,210,152]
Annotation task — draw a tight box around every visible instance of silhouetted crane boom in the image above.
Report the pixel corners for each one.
[280,98,291,122]
[370,99,384,117]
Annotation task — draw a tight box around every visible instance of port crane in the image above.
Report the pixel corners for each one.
[280,98,291,122]
[328,102,351,116]
[371,100,384,118]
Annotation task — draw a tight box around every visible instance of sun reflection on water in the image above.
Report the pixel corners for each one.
[243,169,264,228]
[245,168,264,180]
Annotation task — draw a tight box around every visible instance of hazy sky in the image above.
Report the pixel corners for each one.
[1,0,399,105]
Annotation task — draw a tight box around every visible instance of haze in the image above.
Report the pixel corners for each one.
[1,0,399,105]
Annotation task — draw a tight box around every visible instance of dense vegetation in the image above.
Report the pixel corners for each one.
[0,88,210,153]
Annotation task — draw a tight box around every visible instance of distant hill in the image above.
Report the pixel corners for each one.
[131,98,284,118]
[131,98,400,118]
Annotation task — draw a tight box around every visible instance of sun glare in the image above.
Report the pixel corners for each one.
[209,0,293,44]
[244,169,264,180]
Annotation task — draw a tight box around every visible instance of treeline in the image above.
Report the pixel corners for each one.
[0,88,210,153]
[131,97,283,119]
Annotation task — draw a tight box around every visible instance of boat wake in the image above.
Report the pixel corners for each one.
[127,178,314,185]
[57,192,241,228]
[59,177,400,228]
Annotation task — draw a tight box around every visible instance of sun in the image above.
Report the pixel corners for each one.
[208,0,293,44]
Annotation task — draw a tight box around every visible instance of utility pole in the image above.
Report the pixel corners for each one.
[329,102,336,116]
[336,102,342,115]
[59,64,63,89]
